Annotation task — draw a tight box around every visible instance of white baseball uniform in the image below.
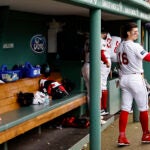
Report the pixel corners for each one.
[110,36,121,62]
[101,35,111,90]
[82,34,112,105]
[117,40,149,112]
[82,36,111,103]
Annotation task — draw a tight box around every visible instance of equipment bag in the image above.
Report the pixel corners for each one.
[17,92,34,106]
[40,79,69,99]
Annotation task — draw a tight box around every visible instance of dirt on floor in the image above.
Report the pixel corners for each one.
[0,118,89,150]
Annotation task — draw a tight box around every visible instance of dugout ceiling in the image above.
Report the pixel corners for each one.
[0,0,130,21]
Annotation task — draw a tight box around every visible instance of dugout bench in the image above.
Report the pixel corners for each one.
[0,72,87,150]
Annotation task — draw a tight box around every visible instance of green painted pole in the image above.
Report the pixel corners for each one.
[144,27,148,50]
[89,9,101,150]
[136,19,141,44]
[133,100,139,122]
[133,19,141,122]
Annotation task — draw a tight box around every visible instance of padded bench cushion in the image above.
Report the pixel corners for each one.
[0,92,86,132]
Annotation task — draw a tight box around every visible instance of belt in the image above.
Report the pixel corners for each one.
[122,73,143,76]
[132,73,143,75]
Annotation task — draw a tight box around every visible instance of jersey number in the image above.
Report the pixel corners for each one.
[114,41,120,53]
[118,52,128,65]
[106,38,112,48]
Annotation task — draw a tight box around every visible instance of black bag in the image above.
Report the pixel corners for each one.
[51,85,68,99]
[61,78,75,93]
[17,92,34,106]
[40,80,69,99]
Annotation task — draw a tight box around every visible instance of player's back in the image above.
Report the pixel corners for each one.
[110,36,121,62]
[117,40,144,75]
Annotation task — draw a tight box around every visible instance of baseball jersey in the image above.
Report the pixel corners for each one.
[101,37,110,59]
[105,33,112,58]
[110,36,121,62]
[101,36,111,90]
[117,40,148,75]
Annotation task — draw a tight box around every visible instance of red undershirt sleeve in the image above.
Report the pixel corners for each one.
[143,53,150,62]
[101,50,108,64]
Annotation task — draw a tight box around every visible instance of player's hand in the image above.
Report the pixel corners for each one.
[106,62,110,68]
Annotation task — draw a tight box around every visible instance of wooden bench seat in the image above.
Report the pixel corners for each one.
[0,72,87,147]
[0,92,86,144]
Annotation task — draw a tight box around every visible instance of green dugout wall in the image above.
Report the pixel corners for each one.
[0,10,47,68]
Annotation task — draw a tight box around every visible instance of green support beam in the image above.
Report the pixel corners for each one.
[89,8,101,150]
[133,19,141,122]
[144,27,149,51]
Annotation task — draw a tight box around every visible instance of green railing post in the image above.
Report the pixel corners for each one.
[89,8,101,150]
[133,100,139,122]
[144,26,148,50]
[133,19,141,122]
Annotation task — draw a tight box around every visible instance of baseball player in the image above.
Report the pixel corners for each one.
[101,32,121,115]
[81,33,107,124]
[117,22,150,146]
[100,31,112,116]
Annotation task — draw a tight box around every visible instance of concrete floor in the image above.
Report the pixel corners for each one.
[2,112,150,150]
[101,112,150,150]
[0,119,89,150]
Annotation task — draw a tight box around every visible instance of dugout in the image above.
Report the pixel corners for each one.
[0,0,150,150]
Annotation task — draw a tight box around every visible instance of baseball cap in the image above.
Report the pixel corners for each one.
[101,27,108,33]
